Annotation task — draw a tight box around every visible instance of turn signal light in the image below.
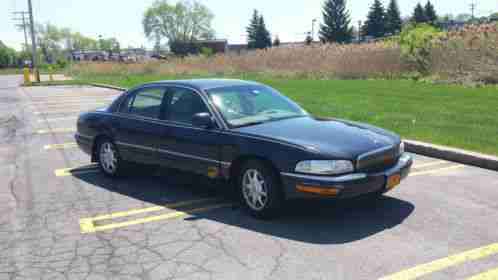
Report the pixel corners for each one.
[296,185,340,196]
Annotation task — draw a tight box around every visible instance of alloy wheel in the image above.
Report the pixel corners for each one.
[242,169,269,211]
[99,142,118,174]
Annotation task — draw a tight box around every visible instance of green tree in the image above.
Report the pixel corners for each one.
[143,0,215,54]
[246,10,272,49]
[319,0,353,43]
[412,3,427,23]
[363,0,387,38]
[36,23,63,63]
[247,10,260,49]
[273,36,281,47]
[71,32,98,51]
[99,37,120,55]
[256,15,272,49]
[386,0,402,35]
[0,41,17,67]
[424,1,438,25]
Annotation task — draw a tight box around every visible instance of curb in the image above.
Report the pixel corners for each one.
[405,140,498,172]
[90,83,127,91]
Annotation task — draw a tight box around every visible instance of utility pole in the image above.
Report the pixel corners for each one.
[470,1,476,21]
[12,11,29,52]
[27,0,40,82]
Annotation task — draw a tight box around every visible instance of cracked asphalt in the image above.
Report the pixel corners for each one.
[1,75,498,280]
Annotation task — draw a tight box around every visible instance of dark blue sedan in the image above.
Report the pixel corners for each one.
[76,79,412,219]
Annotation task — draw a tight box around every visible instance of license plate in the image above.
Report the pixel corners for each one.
[386,173,401,190]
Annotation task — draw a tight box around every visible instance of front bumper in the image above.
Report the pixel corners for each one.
[281,154,413,199]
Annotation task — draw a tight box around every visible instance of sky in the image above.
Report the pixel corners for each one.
[2,0,497,50]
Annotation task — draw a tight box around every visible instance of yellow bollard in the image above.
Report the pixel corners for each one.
[23,67,31,85]
[34,68,40,83]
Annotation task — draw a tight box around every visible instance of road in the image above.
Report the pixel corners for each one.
[1,75,498,280]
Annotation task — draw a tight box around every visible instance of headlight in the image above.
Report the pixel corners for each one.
[399,142,405,155]
[295,160,354,175]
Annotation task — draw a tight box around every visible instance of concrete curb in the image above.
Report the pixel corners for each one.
[405,140,498,171]
[90,83,127,92]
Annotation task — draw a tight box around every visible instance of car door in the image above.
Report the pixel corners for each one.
[157,86,226,178]
[112,86,167,165]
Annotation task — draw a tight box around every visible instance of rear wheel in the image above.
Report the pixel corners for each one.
[238,160,283,219]
[97,138,123,177]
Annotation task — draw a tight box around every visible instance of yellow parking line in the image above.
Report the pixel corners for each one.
[80,202,233,233]
[35,103,106,109]
[54,164,99,177]
[379,242,498,280]
[34,110,82,115]
[37,128,75,134]
[29,99,114,105]
[409,165,464,177]
[90,197,221,222]
[44,142,78,150]
[38,117,77,123]
[466,267,498,280]
[413,160,446,169]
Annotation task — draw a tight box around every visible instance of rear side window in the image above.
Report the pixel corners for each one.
[120,87,166,119]
[166,87,210,125]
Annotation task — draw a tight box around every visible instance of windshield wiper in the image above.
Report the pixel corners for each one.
[235,121,266,128]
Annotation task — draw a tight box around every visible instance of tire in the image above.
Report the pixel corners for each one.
[238,160,283,219]
[96,138,124,177]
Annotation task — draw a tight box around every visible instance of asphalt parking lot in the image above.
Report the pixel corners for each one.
[1,75,498,280]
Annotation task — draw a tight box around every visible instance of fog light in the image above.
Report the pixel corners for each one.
[296,185,341,196]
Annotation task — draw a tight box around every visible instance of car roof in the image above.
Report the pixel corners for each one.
[141,79,262,91]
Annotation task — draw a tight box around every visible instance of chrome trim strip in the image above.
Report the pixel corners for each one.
[115,141,156,152]
[356,144,396,169]
[75,133,93,140]
[280,172,367,182]
[357,144,396,161]
[157,148,231,166]
[94,111,222,132]
[114,140,231,166]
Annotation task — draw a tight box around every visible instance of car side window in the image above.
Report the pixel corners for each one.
[120,87,166,119]
[166,87,210,125]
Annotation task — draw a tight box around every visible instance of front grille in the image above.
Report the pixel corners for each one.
[356,145,399,173]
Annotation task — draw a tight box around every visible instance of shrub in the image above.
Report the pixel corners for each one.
[399,23,442,75]
[200,47,214,57]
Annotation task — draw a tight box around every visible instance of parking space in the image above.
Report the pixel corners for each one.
[1,75,498,280]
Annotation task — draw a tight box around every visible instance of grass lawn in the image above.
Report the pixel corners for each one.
[0,68,24,75]
[61,73,498,156]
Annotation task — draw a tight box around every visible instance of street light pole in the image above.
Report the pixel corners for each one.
[312,19,318,42]
[358,20,362,43]
[27,0,39,82]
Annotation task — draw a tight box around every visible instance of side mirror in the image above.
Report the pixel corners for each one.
[192,112,215,129]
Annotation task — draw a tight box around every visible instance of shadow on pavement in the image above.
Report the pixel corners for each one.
[75,168,414,244]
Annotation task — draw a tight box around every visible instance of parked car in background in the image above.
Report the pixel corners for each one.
[76,79,413,219]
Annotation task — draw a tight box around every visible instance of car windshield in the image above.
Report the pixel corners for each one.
[207,85,308,127]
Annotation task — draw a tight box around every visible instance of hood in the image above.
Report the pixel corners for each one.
[233,116,400,159]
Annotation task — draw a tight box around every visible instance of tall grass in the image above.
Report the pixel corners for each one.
[431,23,498,84]
[68,41,411,80]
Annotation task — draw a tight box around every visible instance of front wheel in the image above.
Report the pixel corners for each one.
[238,160,283,219]
[97,139,123,177]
